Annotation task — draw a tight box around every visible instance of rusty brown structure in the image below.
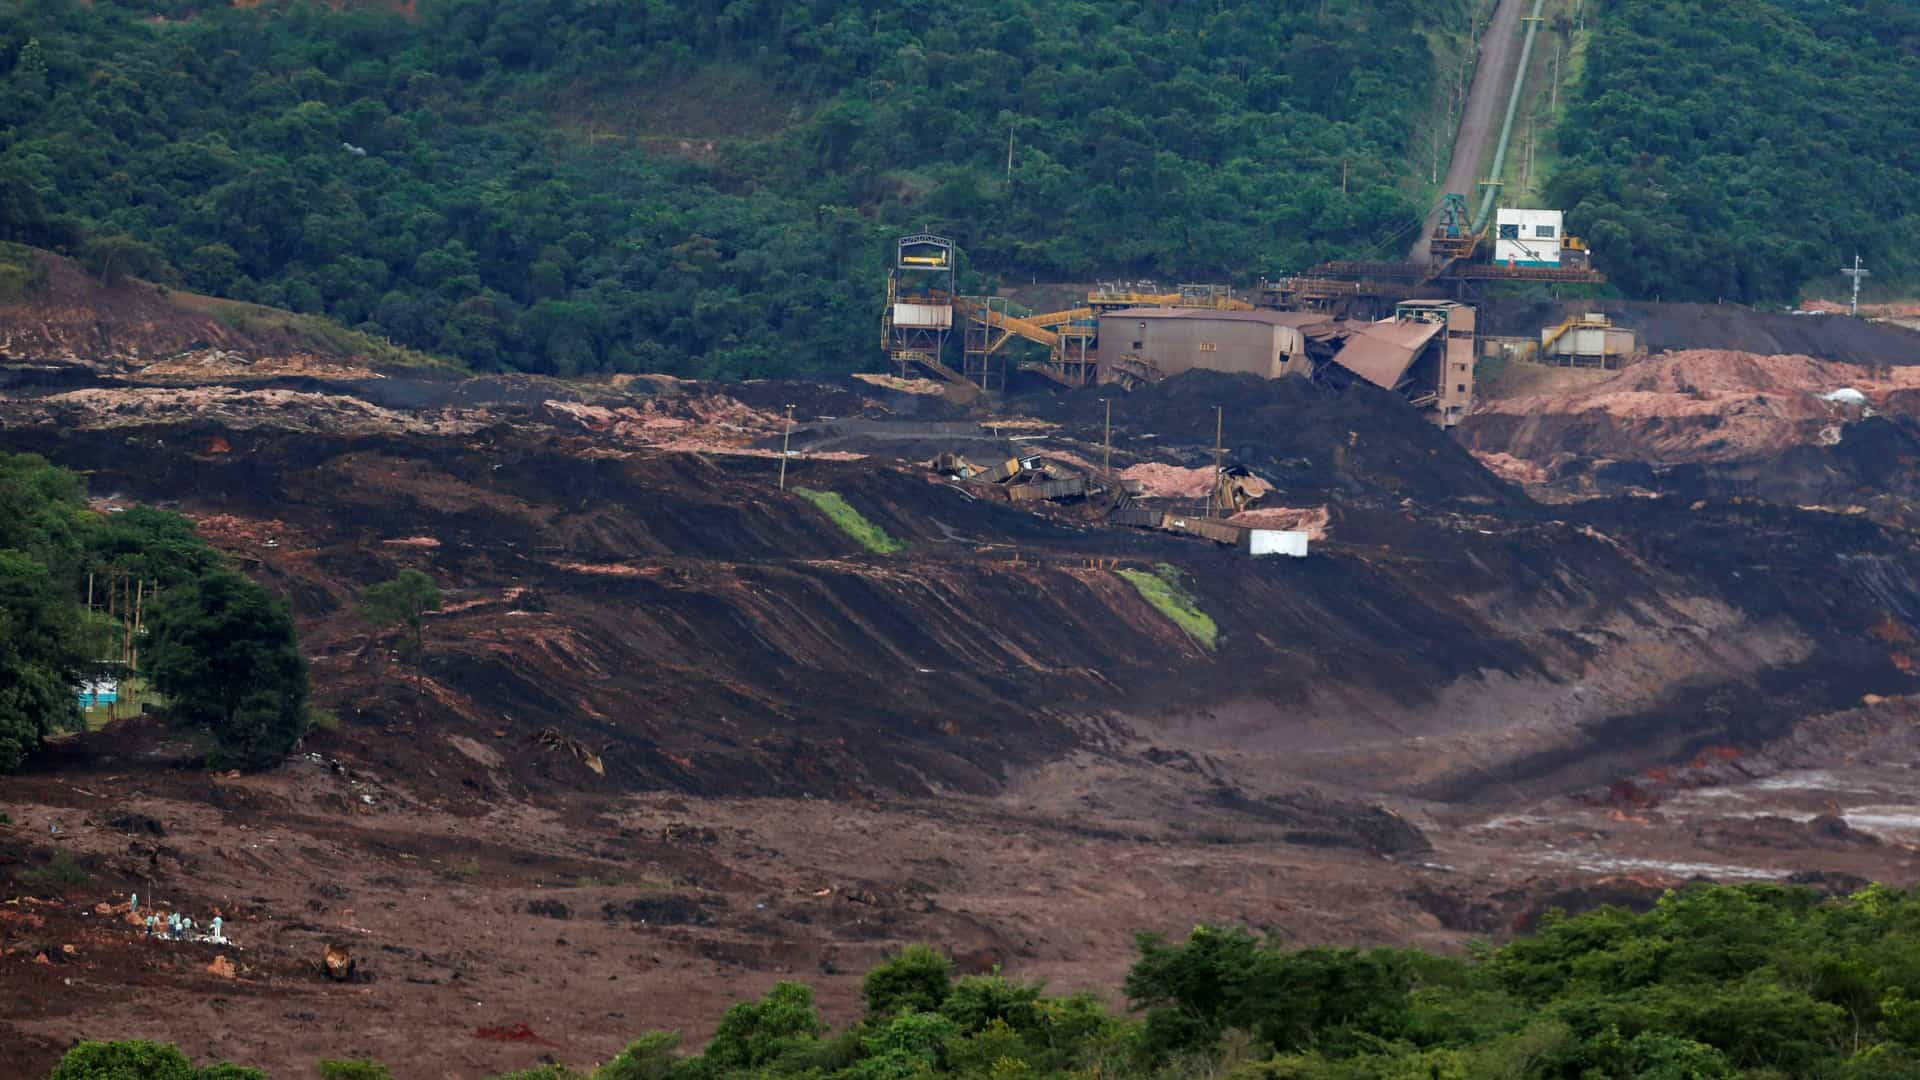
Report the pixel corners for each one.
[1406,300,1477,424]
[1093,309,1331,385]
[1320,300,1476,427]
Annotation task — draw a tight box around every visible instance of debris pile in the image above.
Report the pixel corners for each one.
[933,452,1096,504]
[1467,350,1920,466]
[323,943,355,982]
[1119,463,1216,499]
[1050,371,1518,505]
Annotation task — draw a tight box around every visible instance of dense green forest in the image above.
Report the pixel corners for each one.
[0,453,308,771]
[1549,0,1920,305]
[48,883,1920,1078]
[0,0,1473,377]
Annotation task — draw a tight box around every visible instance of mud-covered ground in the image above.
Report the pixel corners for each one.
[2,697,1915,1078]
[4,328,1920,1075]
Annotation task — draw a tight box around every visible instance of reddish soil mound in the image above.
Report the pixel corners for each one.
[1119,463,1215,499]
[1466,349,1920,468]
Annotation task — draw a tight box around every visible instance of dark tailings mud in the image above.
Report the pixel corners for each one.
[3,365,1917,1076]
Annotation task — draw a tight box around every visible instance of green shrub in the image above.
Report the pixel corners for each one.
[196,1066,268,1080]
[702,983,824,1072]
[316,1061,394,1080]
[594,1032,681,1080]
[23,851,90,888]
[48,1041,196,1080]
[864,945,954,1018]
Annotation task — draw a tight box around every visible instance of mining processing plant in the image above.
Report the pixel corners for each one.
[882,198,1597,427]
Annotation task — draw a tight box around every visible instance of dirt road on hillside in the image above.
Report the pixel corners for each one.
[1410,0,1525,264]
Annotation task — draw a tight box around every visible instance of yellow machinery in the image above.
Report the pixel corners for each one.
[956,283,1253,389]
[1527,314,1583,362]
[885,231,1255,389]
[883,234,961,382]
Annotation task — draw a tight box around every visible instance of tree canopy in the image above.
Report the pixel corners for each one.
[1551,0,1920,304]
[0,451,310,771]
[359,568,441,659]
[0,453,98,770]
[0,0,1477,378]
[146,568,309,769]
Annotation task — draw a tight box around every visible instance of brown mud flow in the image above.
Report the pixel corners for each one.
[4,332,1920,1075]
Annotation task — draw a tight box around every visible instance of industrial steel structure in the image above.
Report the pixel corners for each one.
[882,235,957,378]
[875,232,1496,425]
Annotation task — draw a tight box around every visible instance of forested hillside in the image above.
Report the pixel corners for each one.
[0,1,1474,377]
[1549,0,1920,305]
[0,453,308,772]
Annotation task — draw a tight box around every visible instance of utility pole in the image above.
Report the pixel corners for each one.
[777,404,795,491]
[1552,39,1562,113]
[1006,126,1015,185]
[1842,254,1870,317]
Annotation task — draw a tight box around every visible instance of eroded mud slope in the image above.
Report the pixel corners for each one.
[5,367,1918,810]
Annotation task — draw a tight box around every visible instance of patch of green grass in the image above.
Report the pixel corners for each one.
[1118,563,1218,651]
[793,488,907,554]
[23,852,91,888]
[441,856,482,882]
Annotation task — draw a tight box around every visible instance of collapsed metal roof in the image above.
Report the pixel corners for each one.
[1331,319,1444,390]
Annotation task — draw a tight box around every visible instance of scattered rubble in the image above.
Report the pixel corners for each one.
[852,373,948,395]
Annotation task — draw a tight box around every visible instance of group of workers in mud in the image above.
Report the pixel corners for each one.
[126,893,228,945]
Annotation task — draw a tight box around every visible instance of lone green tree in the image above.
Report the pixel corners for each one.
[145,568,308,769]
[360,569,441,715]
[360,569,440,660]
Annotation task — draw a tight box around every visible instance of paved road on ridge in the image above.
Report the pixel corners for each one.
[1409,0,1525,264]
